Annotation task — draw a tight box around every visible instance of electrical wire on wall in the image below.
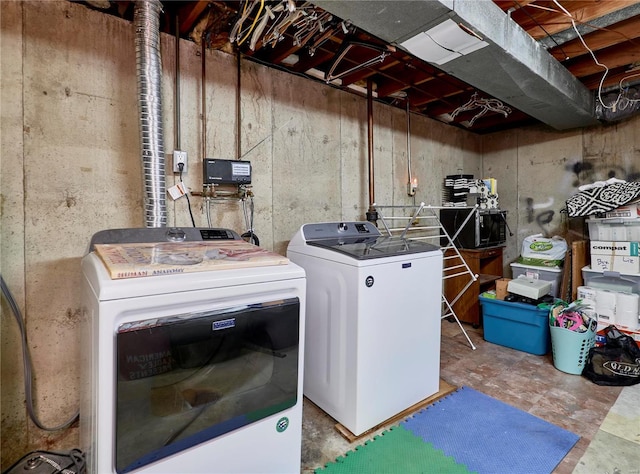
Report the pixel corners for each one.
[406,98,417,206]
[235,48,260,246]
[174,14,195,227]
[178,163,196,227]
[205,197,212,228]
[241,194,259,246]
[0,275,79,431]
[549,0,640,110]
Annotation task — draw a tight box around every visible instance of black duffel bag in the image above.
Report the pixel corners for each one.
[582,325,640,386]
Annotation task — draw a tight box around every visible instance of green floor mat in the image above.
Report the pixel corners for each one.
[314,425,472,474]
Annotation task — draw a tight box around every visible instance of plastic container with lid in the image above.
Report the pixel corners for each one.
[479,296,551,355]
[511,262,562,297]
[587,217,640,241]
[581,266,640,294]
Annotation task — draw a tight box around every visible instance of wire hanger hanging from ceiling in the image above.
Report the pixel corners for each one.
[450,92,512,126]
[325,41,395,83]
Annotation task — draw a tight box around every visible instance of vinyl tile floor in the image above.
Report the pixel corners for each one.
[301,320,640,474]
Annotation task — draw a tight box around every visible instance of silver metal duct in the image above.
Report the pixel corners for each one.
[135,0,166,227]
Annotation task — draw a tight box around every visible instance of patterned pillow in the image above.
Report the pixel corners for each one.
[566,181,640,217]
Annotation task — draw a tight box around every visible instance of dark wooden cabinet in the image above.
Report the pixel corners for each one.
[443,246,504,327]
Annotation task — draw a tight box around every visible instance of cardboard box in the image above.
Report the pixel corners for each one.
[591,254,640,274]
[590,240,639,256]
[605,202,640,219]
[495,278,511,300]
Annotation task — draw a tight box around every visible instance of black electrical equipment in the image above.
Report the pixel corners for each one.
[203,159,252,185]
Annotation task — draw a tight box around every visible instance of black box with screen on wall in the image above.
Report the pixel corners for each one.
[440,208,507,248]
[203,159,252,185]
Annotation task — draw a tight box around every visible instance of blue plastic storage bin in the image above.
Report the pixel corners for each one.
[479,296,551,355]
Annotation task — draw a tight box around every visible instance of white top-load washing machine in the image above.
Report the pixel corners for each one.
[81,227,305,474]
[287,221,442,436]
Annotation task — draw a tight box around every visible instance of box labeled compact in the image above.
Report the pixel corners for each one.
[510,262,562,298]
[591,255,640,274]
[479,296,551,355]
[590,241,639,257]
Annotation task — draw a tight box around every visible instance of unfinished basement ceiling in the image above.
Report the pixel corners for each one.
[78,0,640,134]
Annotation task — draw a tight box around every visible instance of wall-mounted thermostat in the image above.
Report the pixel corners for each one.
[203,159,252,185]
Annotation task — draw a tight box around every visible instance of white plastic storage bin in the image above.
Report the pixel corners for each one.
[510,262,562,297]
[581,266,640,294]
[587,217,640,241]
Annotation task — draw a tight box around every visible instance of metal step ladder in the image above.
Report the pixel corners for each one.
[376,202,479,350]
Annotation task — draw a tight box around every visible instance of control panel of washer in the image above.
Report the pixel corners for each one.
[302,221,380,241]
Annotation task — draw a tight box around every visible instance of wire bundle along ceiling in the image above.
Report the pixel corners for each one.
[80,0,640,134]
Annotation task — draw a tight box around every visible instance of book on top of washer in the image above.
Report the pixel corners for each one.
[93,240,289,279]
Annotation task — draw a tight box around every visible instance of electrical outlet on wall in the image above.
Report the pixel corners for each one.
[173,150,188,173]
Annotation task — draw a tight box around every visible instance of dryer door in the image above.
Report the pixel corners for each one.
[114,298,300,473]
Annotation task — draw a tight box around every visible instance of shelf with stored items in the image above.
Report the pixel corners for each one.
[443,246,504,328]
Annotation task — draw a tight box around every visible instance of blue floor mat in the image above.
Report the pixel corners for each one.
[402,386,580,474]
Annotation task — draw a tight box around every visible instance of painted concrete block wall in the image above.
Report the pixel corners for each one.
[0,1,483,467]
[483,118,640,280]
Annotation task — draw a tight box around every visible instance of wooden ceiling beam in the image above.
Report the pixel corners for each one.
[337,58,404,87]
[565,42,640,77]
[177,1,211,36]
[581,64,640,90]
[509,1,591,33]
[514,1,635,40]
[548,16,640,61]
[291,49,336,74]
[492,0,537,13]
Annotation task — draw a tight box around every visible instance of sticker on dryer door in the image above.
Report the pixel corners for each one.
[276,416,290,433]
[365,276,374,287]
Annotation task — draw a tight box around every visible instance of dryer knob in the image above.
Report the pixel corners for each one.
[338,222,348,232]
[166,227,187,242]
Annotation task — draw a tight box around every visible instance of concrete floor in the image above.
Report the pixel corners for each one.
[300,319,640,473]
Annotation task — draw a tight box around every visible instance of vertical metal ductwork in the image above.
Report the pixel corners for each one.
[135,0,166,228]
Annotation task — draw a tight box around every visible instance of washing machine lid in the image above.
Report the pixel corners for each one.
[308,235,439,260]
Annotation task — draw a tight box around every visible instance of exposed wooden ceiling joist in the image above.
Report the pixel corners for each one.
[77,0,640,134]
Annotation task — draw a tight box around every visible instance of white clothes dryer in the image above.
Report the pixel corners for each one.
[81,227,305,474]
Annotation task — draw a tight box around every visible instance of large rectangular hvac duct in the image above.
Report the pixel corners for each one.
[314,0,599,130]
